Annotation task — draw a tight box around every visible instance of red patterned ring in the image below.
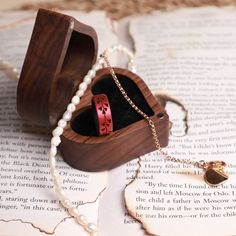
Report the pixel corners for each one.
[92,94,113,136]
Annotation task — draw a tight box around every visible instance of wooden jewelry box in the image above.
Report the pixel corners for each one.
[17,8,170,172]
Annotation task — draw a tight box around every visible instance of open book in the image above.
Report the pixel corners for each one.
[0,7,236,236]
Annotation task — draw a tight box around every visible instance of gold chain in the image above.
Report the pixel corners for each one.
[101,52,205,170]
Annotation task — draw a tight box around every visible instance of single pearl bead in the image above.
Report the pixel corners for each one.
[92,63,101,71]
[83,75,92,84]
[79,82,87,92]
[51,167,59,179]
[49,155,56,167]
[87,69,95,78]
[53,178,61,188]
[67,103,76,112]
[68,207,80,217]
[76,214,87,225]
[71,95,80,105]
[117,45,123,51]
[57,119,67,128]
[131,66,137,73]
[86,223,98,233]
[61,198,72,208]
[51,136,61,146]
[129,58,134,64]
[53,185,63,195]
[49,146,57,156]
[97,57,104,65]
[52,126,63,136]
[127,51,134,60]
[63,111,72,121]
[123,46,128,52]
[111,45,118,51]
[76,90,84,97]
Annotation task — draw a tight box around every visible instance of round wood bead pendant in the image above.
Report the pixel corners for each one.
[203,161,228,186]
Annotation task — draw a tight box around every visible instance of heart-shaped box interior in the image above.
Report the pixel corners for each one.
[72,72,154,136]
[17,8,170,171]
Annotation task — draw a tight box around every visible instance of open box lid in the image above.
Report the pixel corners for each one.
[17,8,98,127]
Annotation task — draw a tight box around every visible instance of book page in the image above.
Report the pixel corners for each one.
[124,7,236,236]
[0,10,117,236]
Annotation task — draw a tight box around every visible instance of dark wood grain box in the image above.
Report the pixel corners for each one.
[17,8,170,172]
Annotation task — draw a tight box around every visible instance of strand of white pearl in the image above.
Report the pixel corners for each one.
[49,45,135,236]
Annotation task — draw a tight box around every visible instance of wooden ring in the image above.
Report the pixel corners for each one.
[92,94,113,136]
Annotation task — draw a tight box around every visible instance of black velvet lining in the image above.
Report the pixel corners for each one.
[71,74,154,136]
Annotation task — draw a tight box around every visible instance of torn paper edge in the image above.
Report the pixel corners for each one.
[0,187,106,235]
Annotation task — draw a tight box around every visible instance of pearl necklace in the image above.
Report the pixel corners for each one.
[48,45,136,236]
[0,46,135,235]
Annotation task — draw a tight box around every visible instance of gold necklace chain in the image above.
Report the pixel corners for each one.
[101,52,229,186]
[101,52,203,168]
